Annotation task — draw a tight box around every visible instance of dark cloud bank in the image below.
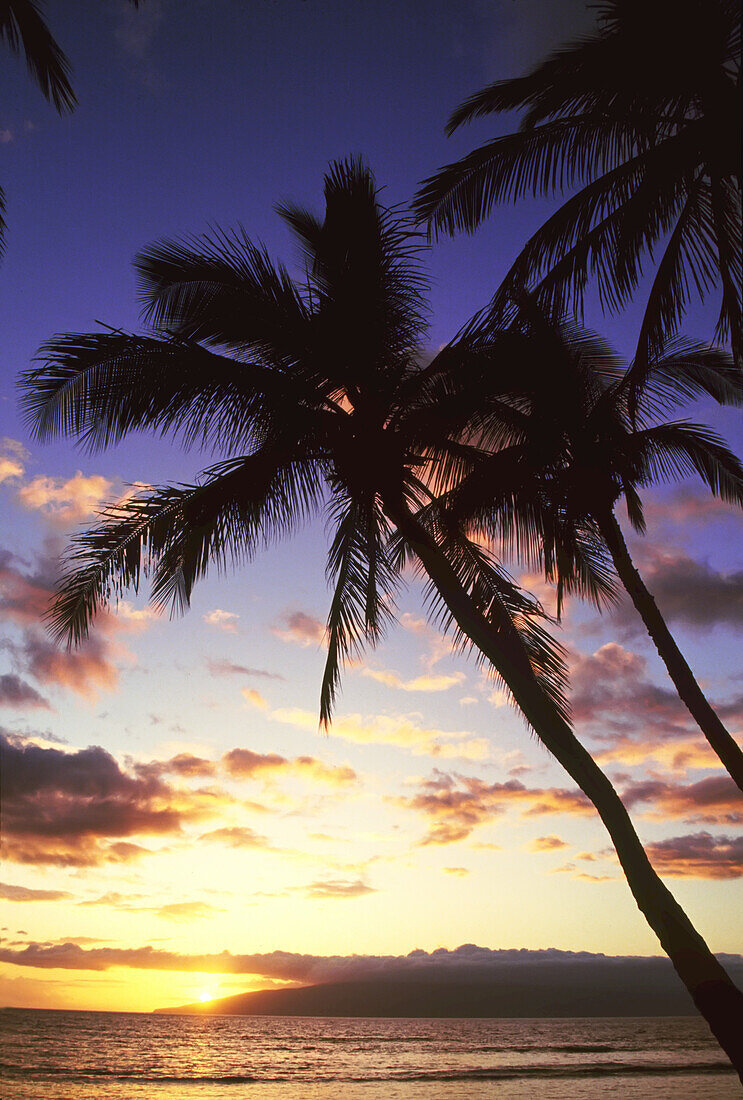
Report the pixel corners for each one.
[4,942,742,1018]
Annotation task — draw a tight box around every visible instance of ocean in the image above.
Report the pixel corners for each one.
[0,1010,739,1099]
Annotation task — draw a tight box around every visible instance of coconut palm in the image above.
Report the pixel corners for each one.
[18,161,743,1072]
[0,0,142,254]
[430,307,743,790]
[413,0,742,368]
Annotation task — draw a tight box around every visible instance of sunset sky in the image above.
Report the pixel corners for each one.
[1,0,741,1014]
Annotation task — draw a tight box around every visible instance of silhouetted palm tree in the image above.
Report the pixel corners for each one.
[432,309,743,789]
[18,161,743,1073]
[0,0,142,254]
[414,0,742,367]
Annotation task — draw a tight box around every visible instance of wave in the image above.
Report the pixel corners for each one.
[2,1061,733,1084]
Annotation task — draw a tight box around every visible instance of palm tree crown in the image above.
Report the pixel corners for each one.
[414,0,742,367]
[19,158,566,725]
[434,309,743,786]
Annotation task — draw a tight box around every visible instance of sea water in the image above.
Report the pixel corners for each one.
[0,1010,738,1099]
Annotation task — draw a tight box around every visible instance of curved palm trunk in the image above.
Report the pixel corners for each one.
[599,510,743,794]
[384,493,743,1078]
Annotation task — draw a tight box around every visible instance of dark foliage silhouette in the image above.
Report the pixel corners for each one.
[415,0,742,368]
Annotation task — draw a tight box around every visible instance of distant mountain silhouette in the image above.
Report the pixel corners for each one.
[156,960,709,1017]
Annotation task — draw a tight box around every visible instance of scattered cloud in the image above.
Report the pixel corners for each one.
[0,733,220,867]
[199,826,271,849]
[272,610,325,647]
[0,673,51,710]
[207,659,284,681]
[611,549,743,633]
[644,832,743,880]
[641,487,743,529]
[0,438,27,483]
[529,835,569,853]
[155,901,223,922]
[242,688,268,710]
[0,883,73,902]
[203,609,239,632]
[21,633,120,702]
[362,667,466,693]
[273,707,490,761]
[396,770,592,845]
[568,643,741,773]
[620,775,743,825]
[303,879,375,899]
[16,472,113,525]
[443,866,470,876]
[222,747,356,787]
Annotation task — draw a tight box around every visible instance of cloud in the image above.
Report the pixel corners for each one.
[303,879,376,899]
[21,633,120,702]
[0,458,24,484]
[644,833,743,879]
[611,549,743,632]
[242,688,268,710]
[5,942,741,1012]
[199,826,271,849]
[273,707,490,761]
[156,901,223,921]
[207,659,284,681]
[0,673,51,710]
[0,549,149,702]
[203,609,239,632]
[362,668,466,693]
[0,882,73,902]
[222,747,356,787]
[0,438,28,484]
[641,486,743,528]
[17,472,113,525]
[396,770,592,845]
[0,733,219,867]
[568,643,740,772]
[443,866,470,876]
[529,835,570,853]
[0,548,54,626]
[620,775,743,825]
[272,610,326,647]
[137,753,218,779]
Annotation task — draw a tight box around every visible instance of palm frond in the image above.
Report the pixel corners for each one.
[628,422,743,507]
[49,450,324,646]
[319,490,398,727]
[0,0,75,113]
[19,330,302,454]
[624,340,743,422]
[135,229,310,366]
[414,116,642,235]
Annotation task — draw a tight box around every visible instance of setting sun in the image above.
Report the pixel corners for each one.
[199,992,214,1004]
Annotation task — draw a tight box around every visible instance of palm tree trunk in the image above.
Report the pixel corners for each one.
[383,492,743,1078]
[599,510,743,793]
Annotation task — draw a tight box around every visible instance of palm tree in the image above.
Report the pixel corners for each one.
[0,0,142,254]
[413,0,742,368]
[18,161,743,1073]
[431,308,743,790]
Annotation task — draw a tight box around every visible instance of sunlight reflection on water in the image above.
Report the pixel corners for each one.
[0,1010,738,1100]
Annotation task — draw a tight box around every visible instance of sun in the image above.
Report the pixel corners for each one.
[198,991,214,1003]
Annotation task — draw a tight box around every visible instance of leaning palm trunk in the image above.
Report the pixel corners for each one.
[599,510,743,793]
[385,491,743,1079]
